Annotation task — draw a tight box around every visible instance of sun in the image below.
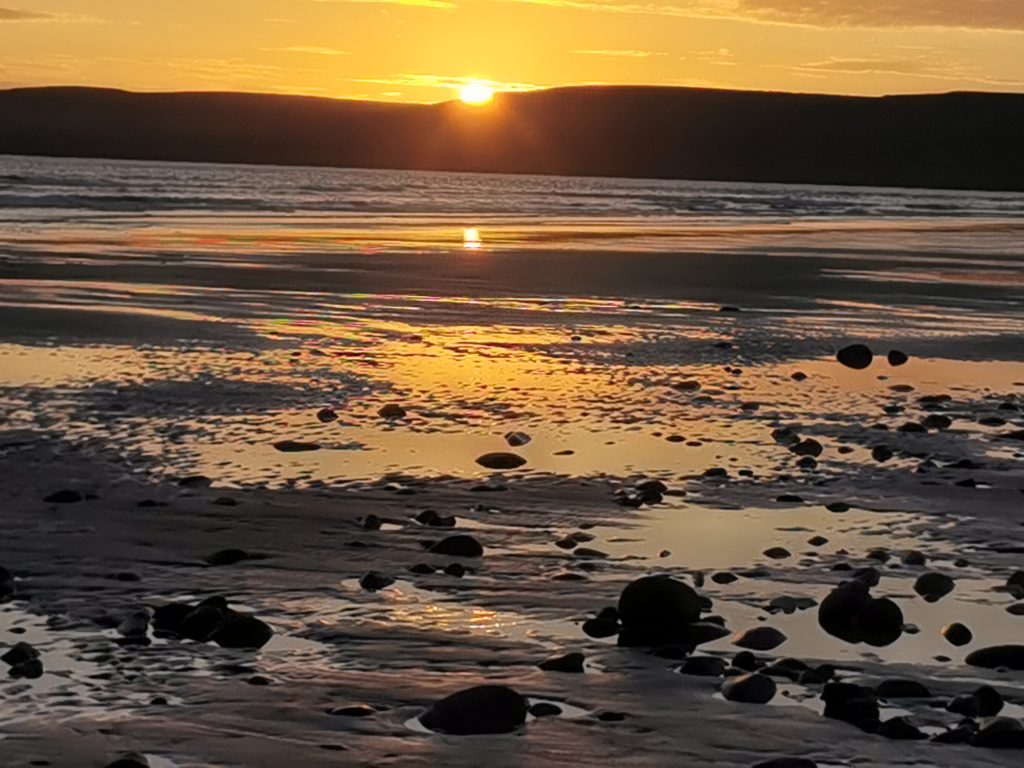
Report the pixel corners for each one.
[458,82,494,105]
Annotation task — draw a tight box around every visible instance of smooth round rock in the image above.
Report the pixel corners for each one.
[721,673,777,704]
[378,404,407,419]
[837,344,873,370]
[419,685,528,735]
[616,575,704,646]
[731,626,788,651]
[941,622,973,647]
[538,652,585,673]
[887,350,909,367]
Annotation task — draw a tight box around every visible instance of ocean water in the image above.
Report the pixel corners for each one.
[0,153,1022,485]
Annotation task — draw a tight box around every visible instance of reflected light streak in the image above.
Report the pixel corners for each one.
[462,227,482,250]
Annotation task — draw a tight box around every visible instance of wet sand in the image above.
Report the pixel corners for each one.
[2,160,1024,766]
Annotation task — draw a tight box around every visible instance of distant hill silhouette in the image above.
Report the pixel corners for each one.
[1,85,1023,191]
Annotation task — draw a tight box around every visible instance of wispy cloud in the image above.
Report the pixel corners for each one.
[497,0,1024,31]
[783,55,1024,87]
[0,5,94,22]
[313,0,456,9]
[351,73,544,95]
[572,49,666,58]
[263,46,350,56]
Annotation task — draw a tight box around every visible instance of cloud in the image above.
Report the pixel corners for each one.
[572,49,667,57]
[351,73,544,93]
[313,0,455,8]
[0,6,54,21]
[499,0,1024,31]
[263,46,350,56]
[786,55,1024,87]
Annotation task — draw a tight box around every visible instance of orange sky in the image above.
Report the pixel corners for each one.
[1,1,1022,101]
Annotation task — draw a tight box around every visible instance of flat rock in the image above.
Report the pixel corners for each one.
[475,452,527,470]
[419,685,528,735]
[428,535,484,558]
[272,440,320,452]
[875,679,931,699]
[965,645,1024,670]
[359,571,395,591]
[538,652,585,673]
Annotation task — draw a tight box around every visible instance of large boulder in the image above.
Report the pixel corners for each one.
[419,685,528,735]
[617,575,705,647]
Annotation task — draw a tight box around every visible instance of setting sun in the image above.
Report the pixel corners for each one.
[458,82,494,105]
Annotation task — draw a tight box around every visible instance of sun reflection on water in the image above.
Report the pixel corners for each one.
[462,227,482,250]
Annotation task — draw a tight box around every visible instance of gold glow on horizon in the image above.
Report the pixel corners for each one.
[0,2,1021,100]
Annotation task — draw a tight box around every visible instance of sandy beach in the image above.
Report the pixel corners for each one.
[1,155,1023,767]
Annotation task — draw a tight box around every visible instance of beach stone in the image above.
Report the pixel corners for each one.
[965,645,1024,670]
[359,571,395,591]
[871,445,894,462]
[818,582,903,647]
[826,502,850,512]
[105,754,149,768]
[941,622,973,646]
[721,673,776,704]
[582,616,620,639]
[316,407,337,422]
[1007,603,1024,616]
[822,682,879,731]
[409,563,435,575]
[791,439,822,457]
[775,494,803,503]
[475,452,527,470]
[913,572,955,602]
[179,604,226,641]
[1008,571,1024,599]
[415,510,456,527]
[443,563,467,578]
[946,694,980,717]
[378,404,407,419]
[678,656,727,677]
[807,536,828,547]
[328,705,376,717]
[771,428,800,447]
[972,717,1024,749]
[752,760,817,768]
[901,550,926,566]
[529,702,562,717]
[205,549,257,566]
[732,651,763,672]
[44,489,84,503]
[887,350,909,367]
[616,576,704,647]
[9,658,43,679]
[836,344,873,370]
[272,440,320,452]
[731,627,787,651]
[932,725,976,744]
[428,535,483,557]
[152,602,193,635]
[684,621,732,645]
[922,414,952,430]
[538,652,585,673]
[875,679,930,699]
[0,566,13,599]
[763,547,791,560]
[504,431,531,447]
[1,642,39,668]
[712,571,738,585]
[209,614,274,650]
[975,685,1004,717]
[420,685,528,735]
[877,716,926,740]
